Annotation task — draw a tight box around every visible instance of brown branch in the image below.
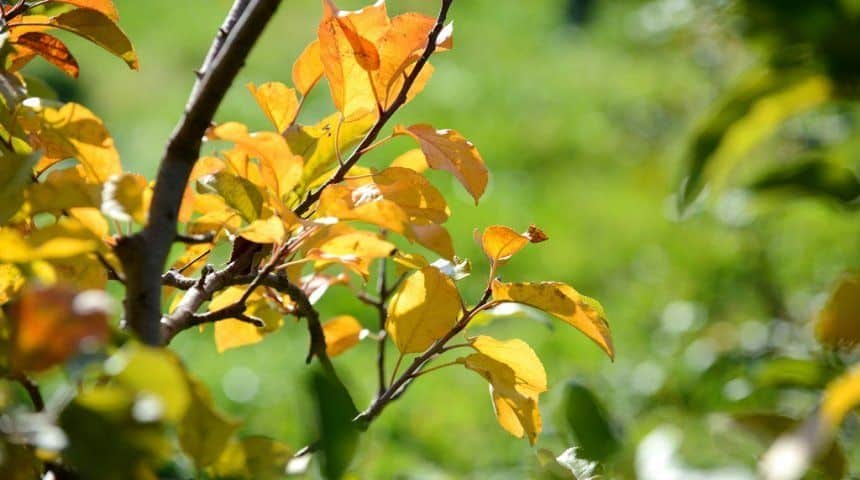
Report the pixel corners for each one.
[292,0,454,216]
[374,257,389,396]
[115,0,282,345]
[13,374,44,412]
[175,232,216,244]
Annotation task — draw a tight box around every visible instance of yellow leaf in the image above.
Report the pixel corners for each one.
[394,124,488,203]
[293,39,324,97]
[478,224,548,267]
[12,9,138,69]
[50,254,108,289]
[322,315,364,357]
[51,1,120,21]
[208,123,303,202]
[0,264,25,305]
[247,82,299,134]
[179,156,226,222]
[391,148,428,173]
[411,224,454,260]
[101,172,150,224]
[7,286,110,373]
[461,335,547,444]
[491,280,614,360]
[314,229,395,278]
[237,216,287,244]
[386,266,461,353]
[821,365,860,431]
[19,102,120,182]
[0,217,103,263]
[287,111,375,193]
[27,166,101,214]
[317,166,448,233]
[815,274,860,351]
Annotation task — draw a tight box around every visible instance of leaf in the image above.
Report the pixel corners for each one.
[240,436,294,480]
[287,111,375,193]
[27,166,101,214]
[309,367,360,480]
[387,265,461,353]
[0,217,104,263]
[197,171,264,223]
[317,1,386,118]
[0,149,37,224]
[50,0,120,21]
[815,274,860,351]
[108,344,192,423]
[412,223,455,260]
[237,216,287,244]
[394,124,488,203]
[317,166,448,233]
[478,225,547,267]
[7,286,110,372]
[322,315,365,357]
[461,335,547,444]
[101,172,150,224]
[179,375,240,468]
[750,156,860,205]
[248,82,299,134]
[12,32,79,78]
[39,9,136,69]
[19,101,120,182]
[561,381,621,462]
[207,123,303,202]
[491,280,614,360]
[390,148,428,173]
[820,365,860,431]
[314,229,395,278]
[293,39,324,97]
[372,12,436,108]
[680,70,831,206]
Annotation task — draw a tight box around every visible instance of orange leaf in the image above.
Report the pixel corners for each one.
[372,12,436,108]
[247,82,300,134]
[8,286,110,373]
[394,124,488,203]
[12,32,79,78]
[478,225,547,267]
[293,40,324,97]
[51,0,120,21]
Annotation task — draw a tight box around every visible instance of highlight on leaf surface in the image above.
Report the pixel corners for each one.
[247,82,299,134]
[394,124,488,203]
[6,286,111,373]
[491,280,614,360]
[322,315,366,357]
[386,265,461,353]
[815,273,860,351]
[460,335,547,444]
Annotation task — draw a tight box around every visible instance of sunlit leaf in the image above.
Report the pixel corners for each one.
[247,82,299,134]
[461,335,547,444]
[390,148,428,173]
[11,32,79,78]
[237,216,287,244]
[27,165,101,214]
[101,172,150,224]
[197,171,264,223]
[412,224,454,260]
[50,0,120,21]
[491,280,613,359]
[372,12,436,108]
[0,217,104,263]
[293,39,324,97]
[394,124,488,203]
[478,224,547,268]
[387,265,461,353]
[322,315,365,357]
[314,229,395,278]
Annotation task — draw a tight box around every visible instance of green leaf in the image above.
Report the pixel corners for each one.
[750,156,860,206]
[178,376,239,468]
[309,368,359,480]
[197,171,264,223]
[108,344,191,423]
[0,150,37,224]
[560,381,620,462]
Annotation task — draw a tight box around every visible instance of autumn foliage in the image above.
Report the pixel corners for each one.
[0,0,615,478]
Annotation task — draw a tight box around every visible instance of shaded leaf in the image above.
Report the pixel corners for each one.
[101,172,150,224]
[197,171,264,223]
[309,367,359,480]
[12,32,79,78]
[561,380,620,462]
[179,375,239,468]
[815,273,860,351]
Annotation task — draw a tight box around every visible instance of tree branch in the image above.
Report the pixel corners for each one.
[115,0,283,345]
[292,0,454,216]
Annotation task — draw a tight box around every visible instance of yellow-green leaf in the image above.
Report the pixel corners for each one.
[101,172,150,224]
[179,375,239,468]
[387,266,461,353]
[197,171,264,223]
[491,280,614,360]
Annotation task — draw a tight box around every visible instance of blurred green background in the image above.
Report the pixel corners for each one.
[26,0,860,477]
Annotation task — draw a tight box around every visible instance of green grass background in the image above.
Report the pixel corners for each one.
[26,0,860,477]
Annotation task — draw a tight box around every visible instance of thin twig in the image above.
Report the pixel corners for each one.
[13,375,44,412]
[175,232,216,244]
